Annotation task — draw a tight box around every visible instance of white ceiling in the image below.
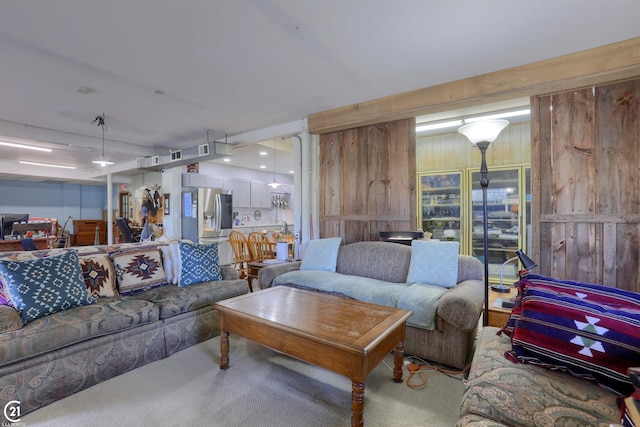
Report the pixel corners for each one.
[1,0,639,183]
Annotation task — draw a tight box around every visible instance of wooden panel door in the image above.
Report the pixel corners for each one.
[319,118,416,244]
[531,78,640,292]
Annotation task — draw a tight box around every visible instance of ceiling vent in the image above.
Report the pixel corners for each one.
[136,155,161,168]
[170,150,183,162]
[198,143,210,156]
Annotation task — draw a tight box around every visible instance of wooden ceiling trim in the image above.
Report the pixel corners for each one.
[308,37,640,134]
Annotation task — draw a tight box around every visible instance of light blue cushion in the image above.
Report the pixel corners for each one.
[300,237,342,272]
[406,240,459,288]
[272,270,443,330]
[0,249,95,324]
[397,283,447,330]
[177,241,221,286]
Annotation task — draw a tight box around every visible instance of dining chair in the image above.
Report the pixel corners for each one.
[228,230,253,288]
[247,231,276,262]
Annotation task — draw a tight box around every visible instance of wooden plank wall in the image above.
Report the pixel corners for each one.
[416,122,531,172]
[319,118,416,244]
[532,78,640,291]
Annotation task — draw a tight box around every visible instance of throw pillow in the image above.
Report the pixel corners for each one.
[299,237,342,272]
[507,274,640,395]
[0,249,95,324]
[160,245,176,284]
[79,254,118,298]
[0,274,14,307]
[406,240,459,288]
[110,248,168,295]
[177,241,221,286]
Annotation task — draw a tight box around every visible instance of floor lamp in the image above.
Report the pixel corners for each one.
[458,119,509,326]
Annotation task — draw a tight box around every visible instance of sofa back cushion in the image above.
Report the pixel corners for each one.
[336,242,412,283]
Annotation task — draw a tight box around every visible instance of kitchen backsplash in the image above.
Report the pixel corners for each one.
[233,206,293,228]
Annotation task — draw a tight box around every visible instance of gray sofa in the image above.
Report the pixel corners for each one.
[0,241,248,416]
[258,241,484,369]
[458,327,621,426]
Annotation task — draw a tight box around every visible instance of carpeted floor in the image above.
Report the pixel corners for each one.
[21,335,465,426]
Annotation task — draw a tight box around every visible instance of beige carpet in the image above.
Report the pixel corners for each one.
[21,336,465,427]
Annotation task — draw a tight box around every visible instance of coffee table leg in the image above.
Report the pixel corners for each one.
[351,381,364,427]
[393,342,404,383]
[220,331,229,370]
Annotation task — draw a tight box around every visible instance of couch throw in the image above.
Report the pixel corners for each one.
[272,270,447,330]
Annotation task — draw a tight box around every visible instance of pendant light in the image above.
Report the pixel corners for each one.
[91,114,114,167]
[268,139,280,188]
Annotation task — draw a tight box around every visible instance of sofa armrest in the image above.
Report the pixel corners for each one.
[258,261,302,289]
[436,278,484,332]
[0,305,22,333]
[221,265,239,280]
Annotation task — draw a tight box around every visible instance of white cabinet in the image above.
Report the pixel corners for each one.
[250,182,272,208]
[182,173,223,189]
[223,178,250,207]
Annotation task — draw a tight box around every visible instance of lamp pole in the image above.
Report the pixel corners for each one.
[477,140,491,326]
[458,119,509,328]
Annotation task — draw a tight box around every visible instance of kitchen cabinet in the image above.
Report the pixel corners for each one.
[419,172,462,242]
[182,173,223,189]
[250,182,272,208]
[469,167,530,284]
[223,178,250,208]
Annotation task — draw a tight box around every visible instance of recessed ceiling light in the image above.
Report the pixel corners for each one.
[259,151,268,156]
[76,86,95,95]
[19,161,76,169]
[223,158,231,162]
[289,170,294,174]
[0,141,52,152]
[260,165,266,169]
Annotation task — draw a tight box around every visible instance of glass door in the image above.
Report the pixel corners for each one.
[418,172,462,243]
[469,168,522,284]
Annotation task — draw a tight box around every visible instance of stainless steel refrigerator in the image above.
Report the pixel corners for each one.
[181,188,233,242]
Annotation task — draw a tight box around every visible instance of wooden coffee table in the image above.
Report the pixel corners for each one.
[214,286,412,426]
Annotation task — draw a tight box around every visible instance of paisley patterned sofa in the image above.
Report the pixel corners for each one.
[457,326,621,426]
[0,241,248,416]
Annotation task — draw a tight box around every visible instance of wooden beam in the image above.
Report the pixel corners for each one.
[308,37,640,134]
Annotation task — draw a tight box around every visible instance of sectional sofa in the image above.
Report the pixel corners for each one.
[0,240,248,416]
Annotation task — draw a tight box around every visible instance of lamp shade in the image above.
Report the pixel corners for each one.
[458,119,509,144]
[515,249,537,271]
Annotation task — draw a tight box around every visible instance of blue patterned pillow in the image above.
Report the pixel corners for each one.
[406,240,459,288]
[177,241,222,286]
[299,237,342,272]
[0,249,95,324]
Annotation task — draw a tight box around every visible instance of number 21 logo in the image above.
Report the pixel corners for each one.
[4,400,21,423]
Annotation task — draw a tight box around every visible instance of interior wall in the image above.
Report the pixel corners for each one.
[531,78,640,291]
[0,179,109,231]
[319,118,416,243]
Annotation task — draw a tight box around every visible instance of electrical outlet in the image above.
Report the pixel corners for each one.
[294,232,300,240]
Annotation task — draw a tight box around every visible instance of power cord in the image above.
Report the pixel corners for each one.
[382,355,471,389]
